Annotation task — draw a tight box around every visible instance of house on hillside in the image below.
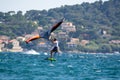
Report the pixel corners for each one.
[38,26,43,31]
[58,31,69,40]
[9,39,23,52]
[16,36,25,41]
[67,38,80,48]
[0,35,9,44]
[109,40,120,44]
[98,29,111,39]
[80,40,89,46]
[61,22,76,32]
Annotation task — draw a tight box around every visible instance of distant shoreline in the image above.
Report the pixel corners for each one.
[0,50,120,54]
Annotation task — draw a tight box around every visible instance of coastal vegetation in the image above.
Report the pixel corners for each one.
[0,0,120,53]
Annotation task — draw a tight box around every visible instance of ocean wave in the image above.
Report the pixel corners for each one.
[24,49,40,55]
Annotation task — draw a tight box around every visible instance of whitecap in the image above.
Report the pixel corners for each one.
[44,52,48,55]
[49,63,55,67]
[24,49,40,55]
[96,70,101,73]
[79,56,85,58]
[118,60,120,62]
[67,65,73,68]
[33,63,37,66]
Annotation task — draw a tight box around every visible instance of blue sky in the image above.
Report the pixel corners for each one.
[0,0,108,13]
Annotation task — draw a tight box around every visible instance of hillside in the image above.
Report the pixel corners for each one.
[0,0,120,52]
[25,0,120,39]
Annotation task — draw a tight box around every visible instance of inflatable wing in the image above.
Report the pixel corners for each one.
[50,18,64,33]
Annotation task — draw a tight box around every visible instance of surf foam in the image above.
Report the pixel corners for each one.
[24,49,40,55]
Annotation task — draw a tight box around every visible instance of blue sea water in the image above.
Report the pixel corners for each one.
[0,51,120,80]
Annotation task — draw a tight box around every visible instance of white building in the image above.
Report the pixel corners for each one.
[9,39,23,52]
[67,38,80,48]
[61,22,76,32]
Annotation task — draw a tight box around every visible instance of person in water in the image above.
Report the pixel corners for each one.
[50,38,60,58]
[25,18,64,43]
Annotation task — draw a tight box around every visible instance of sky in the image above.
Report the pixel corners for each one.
[0,0,108,13]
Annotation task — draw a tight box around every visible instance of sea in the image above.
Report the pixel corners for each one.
[0,50,120,80]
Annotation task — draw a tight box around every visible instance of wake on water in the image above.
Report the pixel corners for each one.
[24,49,49,56]
[24,49,40,55]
